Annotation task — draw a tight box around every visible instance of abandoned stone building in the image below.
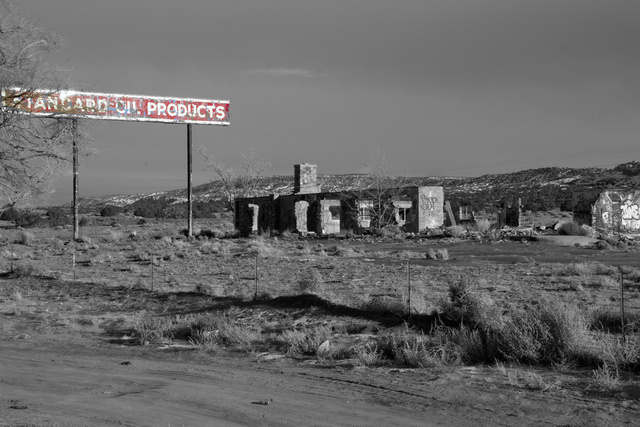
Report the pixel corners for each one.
[574,189,640,233]
[235,164,444,236]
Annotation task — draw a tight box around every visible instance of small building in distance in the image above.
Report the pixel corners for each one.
[573,189,640,233]
[235,163,444,236]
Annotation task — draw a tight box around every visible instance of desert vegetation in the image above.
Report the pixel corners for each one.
[2,216,639,404]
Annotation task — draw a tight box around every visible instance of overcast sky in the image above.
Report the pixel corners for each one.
[16,0,640,203]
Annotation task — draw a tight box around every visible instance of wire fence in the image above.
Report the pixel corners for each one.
[3,240,640,337]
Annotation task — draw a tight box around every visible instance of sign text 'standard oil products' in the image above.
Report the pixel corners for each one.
[1,88,230,125]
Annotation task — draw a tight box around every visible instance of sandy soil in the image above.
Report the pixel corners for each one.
[2,329,638,427]
[1,220,640,426]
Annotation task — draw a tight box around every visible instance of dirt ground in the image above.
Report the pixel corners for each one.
[1,219,640,426]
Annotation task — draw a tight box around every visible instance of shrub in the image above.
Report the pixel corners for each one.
[0,208,41,228]
[246,237,283,257]
[17,230,34,245]
[425,248,448,260]
[361,294,406,314]
[189,312,259,351]
[495,300,595,365]
[437,276,500,329]
[445,225,467,238]
[436,248,449,260]
[557,221,590,236]
[295,269,325,295]
[475,218,491,233]
[51,237,65,251]
[13,262,39,277]
[46,208,70,226]
[100,205,123,217]
[357,328,463,368]
[281,325,332,356]
[133,316,175,345]
[104,230,125,243]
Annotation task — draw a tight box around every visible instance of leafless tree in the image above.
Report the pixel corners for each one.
[354,148,408,229]
[197,147,271,213]
[0,0,93,209]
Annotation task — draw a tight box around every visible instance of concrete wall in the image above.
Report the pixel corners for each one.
[294,163,321,194]
[575,190,640,233]
[417,186,444,231]
[234,195,276,236]
[236,185,445,236]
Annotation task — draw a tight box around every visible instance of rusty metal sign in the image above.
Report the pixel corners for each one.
[1,88,230,125]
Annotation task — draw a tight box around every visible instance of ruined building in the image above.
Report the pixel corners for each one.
[574,189,640,233]
[235,164,444,236]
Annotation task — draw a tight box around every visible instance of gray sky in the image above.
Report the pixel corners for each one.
[16,0,640,203]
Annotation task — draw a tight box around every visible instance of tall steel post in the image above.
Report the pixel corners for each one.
[73,119,79,241]
[187,123,193,237]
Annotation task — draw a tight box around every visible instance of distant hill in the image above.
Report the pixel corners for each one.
[66,161,640,216]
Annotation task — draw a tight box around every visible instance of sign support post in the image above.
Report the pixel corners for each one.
[187,124,193,237]
[73,118,79,241]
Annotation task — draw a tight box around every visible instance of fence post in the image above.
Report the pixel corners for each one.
[151,253,155,291]
[10,242,14,273]
[72,249,76,282]
[406,260,411,315]
[254,254,259,300]
[619,267,626,343]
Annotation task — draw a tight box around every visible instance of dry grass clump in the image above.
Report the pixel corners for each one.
[475,218,492,233]
[376,225,404,239]
[494,300,596,366]
[198,228,226,239]
[245,237,283,257]
[355,327,463,368]
[426,248,449,260]
[188,312,260,351]
[437,276,500,328]
[18,230,35,245]
[360,294,406,314]
[281,325,332,356]
[495,362,563,392]
[50,237,65,251]
[295,269,325,295]
[445,225,467,238]
[433,276,625,368]
[103,230,125,243]
[12,261,47,278]
[556,262,615,277]
[557,221,590,236]
[591,361,620,388]
[133,315,175,345]
[587,307,640,333]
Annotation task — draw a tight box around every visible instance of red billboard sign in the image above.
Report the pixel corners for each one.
[1,88,230,125]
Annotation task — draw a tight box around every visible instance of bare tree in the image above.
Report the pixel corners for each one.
[0,0,92,209]
[197,147,271,213]
[354,148,408,229]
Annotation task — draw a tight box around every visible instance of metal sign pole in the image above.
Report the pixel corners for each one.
[73,119,79,241]
[187,123,193,237]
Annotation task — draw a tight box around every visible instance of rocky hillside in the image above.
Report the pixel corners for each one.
[71,161,640,215]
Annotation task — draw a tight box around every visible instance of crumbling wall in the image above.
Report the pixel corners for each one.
[234,195,275,236]
[320,200,341,234]
[579,190,640,233]
[496,198,521,228]
[573,191,600,227]
[418,186,444,231]
[294,163,321,194]
[295,200,309,233]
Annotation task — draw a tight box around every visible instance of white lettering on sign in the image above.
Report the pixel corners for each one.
[1,88,230,125]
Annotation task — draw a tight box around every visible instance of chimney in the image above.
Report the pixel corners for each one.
[294,163,321,194]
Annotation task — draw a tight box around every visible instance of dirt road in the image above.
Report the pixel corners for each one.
[1,342,458,426]
[2,339,637,427]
